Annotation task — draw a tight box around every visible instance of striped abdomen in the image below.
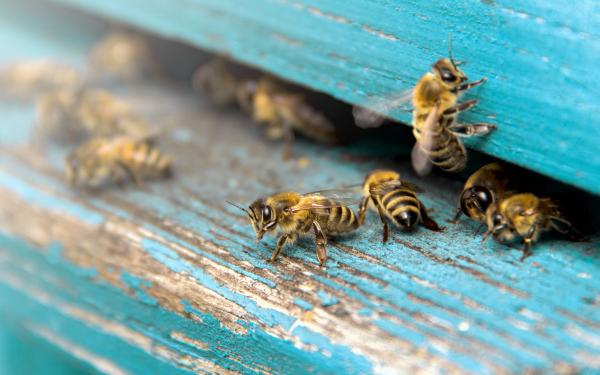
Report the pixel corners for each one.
[413,112,467,173]
[118,140,171,178]
[317,199,359,235]
[378,188,422,229]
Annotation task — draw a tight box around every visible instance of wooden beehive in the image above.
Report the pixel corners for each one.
[0,0,598,373]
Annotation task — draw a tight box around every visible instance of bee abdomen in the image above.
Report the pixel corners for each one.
[381,189,421,229]
[123,142,171,177]
[326,203,359,234]
[428,130,466,172]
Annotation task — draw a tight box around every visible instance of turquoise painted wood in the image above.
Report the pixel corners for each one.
[46,0,600,195]
[0,1,599,374]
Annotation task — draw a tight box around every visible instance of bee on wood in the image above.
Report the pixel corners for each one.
[36,88,152,144]
[353,38,496,175]
[0,60,82,100]
[483,193,579,261]
[192,58,247,106]
[236,76,338,159]
[228,191,360,266]
[87,31,158,82]
[453,162,520,225]
[66,136,172,189]
[358,170,442,243]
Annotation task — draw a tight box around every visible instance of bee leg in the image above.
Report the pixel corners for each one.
[520,239,533,262]
[110,166,127,189]
[420,204,443,232]
[549,217,581,241]
[270,233,290,263]
[451,206,463,223]
[475,223,485,234]
[358,197,370,225]
[458,77,487,92]
[520,225,537,261]
[312,221,328,267]
[374,202,390,243]
[449,123,496,137]
[116,161,143,187]
[441,99,479,116]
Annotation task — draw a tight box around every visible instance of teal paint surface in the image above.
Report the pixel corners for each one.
[47,0,600,194]
[293,298,313,311]
[0,2,598,373]
[0,233,373,374]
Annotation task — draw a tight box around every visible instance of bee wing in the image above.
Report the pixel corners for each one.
[293,100,336,132]
[286,186,363,213]
[411,103,439,176]
[353,88,414,129]
[368,179,424,195]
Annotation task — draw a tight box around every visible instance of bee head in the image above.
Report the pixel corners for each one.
[483,203,515,243]
[433,59,467,88]
[459,186,493,222]
[247,199,278,241]
[236,80,258,112]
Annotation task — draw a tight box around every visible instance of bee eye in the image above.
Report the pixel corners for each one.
[473,186,492,212]
[440,68,456,82]
[262,206,272,219]
[492,213,503,227]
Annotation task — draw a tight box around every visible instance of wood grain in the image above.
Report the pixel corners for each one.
[0,1,598,374]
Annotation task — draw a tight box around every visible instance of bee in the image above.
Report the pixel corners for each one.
[228,191,360,266]
[192,58,247,106]
[36,88,151,144]
[483,193,579,261]
[453,162,519,224]
[353,38,496,175]
[66,136,172,188]
[358,170,442,243]
[0,60,82,100]
[236,76,338,159]
[87,32,157,82]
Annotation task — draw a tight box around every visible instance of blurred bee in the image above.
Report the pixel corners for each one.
[453,162,519,225]
[228,190,360,266]
[359,170,442,243]
[483,193,579,261]
[353,38,495,175]
[87,31,158,82]
[237,76,338,159]
[66,136,172,189]
[0,60,82,100]
[36,88,151,144]
[192,58,246,106]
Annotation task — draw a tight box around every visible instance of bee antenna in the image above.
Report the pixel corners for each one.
[226,200,251,216]
[481,229,492,243]
[448,33,457,68]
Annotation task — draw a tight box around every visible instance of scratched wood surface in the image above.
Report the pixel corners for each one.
[46,0,600,195]
[0,1,599,374]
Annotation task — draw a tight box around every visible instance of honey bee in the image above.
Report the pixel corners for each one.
[453,162,519,224]
[36,88,151,144]
[236,76,338,159]
[87,32,157,82]
[228,191,360,266]
[0,60,82,100]
[358,170,442,242]
[66,136,172,188]
[192,58,246,106]
[353,39,495,175]
[483,193,579,261]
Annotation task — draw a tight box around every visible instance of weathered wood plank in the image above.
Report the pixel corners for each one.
[43,0,600,194]
[0,2,599,374]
